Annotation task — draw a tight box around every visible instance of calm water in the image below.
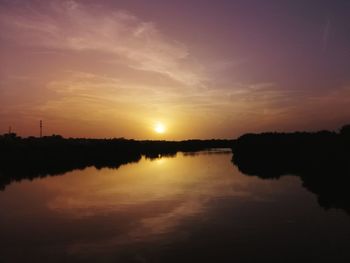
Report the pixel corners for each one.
[0,150,349,263]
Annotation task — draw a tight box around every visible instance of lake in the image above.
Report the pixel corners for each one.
[0,149,349,262]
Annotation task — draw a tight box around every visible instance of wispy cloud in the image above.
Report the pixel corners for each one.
[1,1,348,138]
[0,0,204,86]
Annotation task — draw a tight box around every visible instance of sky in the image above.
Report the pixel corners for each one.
[1,0,350,139]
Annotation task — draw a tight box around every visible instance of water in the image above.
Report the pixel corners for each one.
[0,150,349,262]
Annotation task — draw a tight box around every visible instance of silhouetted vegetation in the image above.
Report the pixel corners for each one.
[2,124,350,215]
[232,124,350,213]
[0,134,233,190]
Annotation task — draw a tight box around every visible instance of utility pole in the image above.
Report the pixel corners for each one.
[40,120,43,138]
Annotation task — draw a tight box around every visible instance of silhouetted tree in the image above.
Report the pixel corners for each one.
[0,135,234,190]
[232,124,350,214]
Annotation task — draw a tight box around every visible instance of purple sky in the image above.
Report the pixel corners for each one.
[1,0,350,139]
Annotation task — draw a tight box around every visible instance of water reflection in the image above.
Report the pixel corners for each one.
[233,150,350,214]
[0,151,350,262]
[0,153,142,191]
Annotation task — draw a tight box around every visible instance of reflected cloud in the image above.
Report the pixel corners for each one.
[38,152,287,244]
[1,150,347,262]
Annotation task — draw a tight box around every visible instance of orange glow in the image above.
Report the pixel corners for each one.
[0,151,300,251]
[1,1,349,139]
[154,123,166,134]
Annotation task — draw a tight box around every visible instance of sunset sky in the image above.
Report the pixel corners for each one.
[1,0,350,139]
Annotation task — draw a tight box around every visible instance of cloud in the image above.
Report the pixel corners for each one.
[1,1,348,138]
[0,0,204,86]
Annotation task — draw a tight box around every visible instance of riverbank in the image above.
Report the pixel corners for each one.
[232,124,350,213]
[0,134,234,189]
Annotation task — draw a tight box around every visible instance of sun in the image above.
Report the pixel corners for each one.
[154,123,166,134]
